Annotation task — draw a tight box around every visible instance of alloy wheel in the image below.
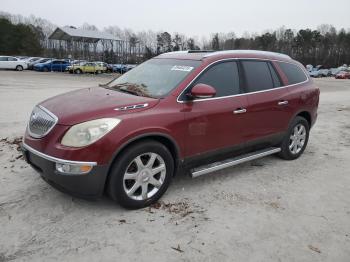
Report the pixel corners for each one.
[123,153,166,201]
[289,123,306,154]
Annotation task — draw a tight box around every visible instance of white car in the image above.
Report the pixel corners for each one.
[0,56,28,71]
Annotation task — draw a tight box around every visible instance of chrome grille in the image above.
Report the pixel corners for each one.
[28,106,58,138]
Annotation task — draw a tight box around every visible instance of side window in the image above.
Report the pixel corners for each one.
[268,63,282,87]
[8,57,17,61]
[193,61,240,98]
[277,62,307,85]
[52,61,59,64]
[0,57,7,61]
[241,61,274,92]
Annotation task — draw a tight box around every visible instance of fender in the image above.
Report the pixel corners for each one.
[106,131,182,168]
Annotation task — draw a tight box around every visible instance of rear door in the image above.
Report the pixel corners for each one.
[51,61,59,71]
[53,61,64,71]
[8,57,18,69]
[240,60,292,147]
[85,63,95,73]
[182,60,249,159]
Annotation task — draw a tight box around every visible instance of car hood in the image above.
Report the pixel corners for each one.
[40,87,160,125]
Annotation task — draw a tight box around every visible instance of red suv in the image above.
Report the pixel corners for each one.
[22,50,320,208]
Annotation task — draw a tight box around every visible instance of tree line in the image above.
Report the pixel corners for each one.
[0,11,349,67]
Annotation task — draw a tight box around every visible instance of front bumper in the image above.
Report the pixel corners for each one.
[21,143,109,199]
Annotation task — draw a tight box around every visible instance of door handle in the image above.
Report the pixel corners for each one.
[233,108,247,114]
[278,101,289,106]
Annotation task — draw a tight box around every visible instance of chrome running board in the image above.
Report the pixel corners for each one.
[191,147,281,178]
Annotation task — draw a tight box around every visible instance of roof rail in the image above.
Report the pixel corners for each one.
[203,50,291,59]
[160,51,189,55]
[188,50,214,53]
[160,50,214,55]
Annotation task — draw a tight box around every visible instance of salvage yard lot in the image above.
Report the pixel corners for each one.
[0,71,350,261]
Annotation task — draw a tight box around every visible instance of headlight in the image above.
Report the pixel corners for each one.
[61,118,121,147]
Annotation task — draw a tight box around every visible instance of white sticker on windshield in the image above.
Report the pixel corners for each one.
[171,65,194,72]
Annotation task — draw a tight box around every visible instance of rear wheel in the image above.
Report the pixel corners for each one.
[96,70,102,74]
[75,69,82,74]
[43,67,49,72]
[107,140,174,209]
[278,116,309,160]
[16,65,23,71]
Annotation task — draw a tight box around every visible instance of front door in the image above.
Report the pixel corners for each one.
[182,61,249,159]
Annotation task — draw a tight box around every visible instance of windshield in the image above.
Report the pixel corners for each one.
[105,58,201,98]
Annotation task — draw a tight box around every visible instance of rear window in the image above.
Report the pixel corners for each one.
[241,61,275,92]
[277,62,307,85]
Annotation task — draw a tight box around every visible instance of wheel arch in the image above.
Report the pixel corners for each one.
[105,133,182,185]
[296,111,312,127]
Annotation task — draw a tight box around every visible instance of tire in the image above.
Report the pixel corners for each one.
[107,140,174,209]
[75,69,82,74]
[43,67,49,72]
[96,70,102,74]
[278,116,310,160]
[16,65,23,71]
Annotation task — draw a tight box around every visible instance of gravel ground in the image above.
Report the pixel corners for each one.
[0,71,349,262]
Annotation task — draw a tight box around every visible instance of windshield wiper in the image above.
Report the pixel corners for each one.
[115,88,140,96]
[105,82,153,98]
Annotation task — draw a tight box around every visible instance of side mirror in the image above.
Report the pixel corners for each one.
[189,83,216,99]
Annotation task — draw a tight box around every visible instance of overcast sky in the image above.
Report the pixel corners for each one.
[1,0,349,37]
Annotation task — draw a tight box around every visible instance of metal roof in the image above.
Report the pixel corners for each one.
[48,26,120,43]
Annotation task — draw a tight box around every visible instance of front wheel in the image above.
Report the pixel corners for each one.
[278,116,310,160]
[107,140,174,209]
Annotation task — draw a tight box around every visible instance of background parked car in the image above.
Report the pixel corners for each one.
[335,71,350,79]
[94,62,113,73]
[66,62,105,74]
[28,58,51,70]
[22,57,41,63]
[34,59,70,72]
[308,65,330,78]
[0,56,28,71]
[92,62,108,73]
[111,64,125,73]
[112,64,137,74]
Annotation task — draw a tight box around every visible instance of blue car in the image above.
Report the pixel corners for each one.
[34,59,71,72]
[112,64,137,74]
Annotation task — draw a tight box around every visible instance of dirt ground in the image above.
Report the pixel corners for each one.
[0,71,349,262]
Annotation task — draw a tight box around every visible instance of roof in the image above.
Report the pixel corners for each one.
[157,50,292,62]
[48,26,120,43]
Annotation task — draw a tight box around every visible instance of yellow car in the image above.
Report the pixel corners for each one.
[67,62,106,74]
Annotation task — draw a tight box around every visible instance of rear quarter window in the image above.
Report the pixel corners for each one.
[277,62,308,85]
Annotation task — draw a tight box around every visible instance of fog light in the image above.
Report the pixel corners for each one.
[56,163,93,175]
